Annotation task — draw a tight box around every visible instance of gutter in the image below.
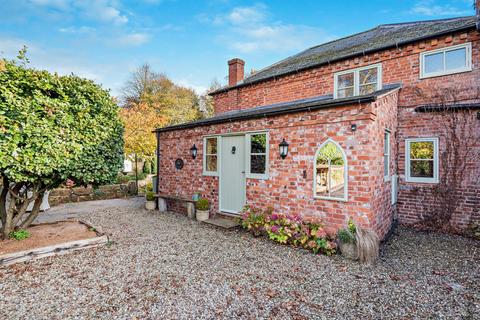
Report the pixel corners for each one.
[210,23,477,95]
[154,95,377,133]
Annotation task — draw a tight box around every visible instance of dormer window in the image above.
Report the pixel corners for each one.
[334,64,382,99]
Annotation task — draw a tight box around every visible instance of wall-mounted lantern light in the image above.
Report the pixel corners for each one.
[279,138,289,159]
[351,123,357,132]
[190,144,198,159]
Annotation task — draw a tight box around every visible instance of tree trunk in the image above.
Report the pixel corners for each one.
[20,192,44,229]
[0,177,9,236]
[0,181,44,239]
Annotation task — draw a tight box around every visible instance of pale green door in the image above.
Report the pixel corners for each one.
[220,135,246,214]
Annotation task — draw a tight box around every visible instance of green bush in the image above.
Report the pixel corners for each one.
[146,191,155,201]
[151,160,157,174]
[196,198,209,210]
[0,51,124,238]
[144,182,153,192]
[116,173,130,184]
[337,217,357,244]
[9,229,30,241]
[240,206,337,255]
[143,161,151,174]
[337,229,356,244]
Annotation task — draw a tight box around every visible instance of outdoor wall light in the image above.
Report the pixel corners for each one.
[279,138,289,159]
[351,123,357,132]
[190,144,198,159]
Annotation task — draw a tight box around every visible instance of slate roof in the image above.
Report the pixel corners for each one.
[155,84,401,133]
[211,16,476,94]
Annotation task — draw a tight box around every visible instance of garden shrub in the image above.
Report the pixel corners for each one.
[146,191,155,201]
[337,217,357,244]
[143,161,151,174]
[196,198,209,211]
[240,206,336,255]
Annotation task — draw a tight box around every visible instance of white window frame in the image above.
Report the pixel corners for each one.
[405,137,439,183]
[333,63,382,99]
[245,132,269,180]
[203,136,220,176]
[420,42,472,79]
[313,138,348,202]
[384,129,391,182]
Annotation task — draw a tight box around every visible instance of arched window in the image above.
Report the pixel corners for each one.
[314,139,348,201]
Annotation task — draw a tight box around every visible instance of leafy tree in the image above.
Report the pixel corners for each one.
[199,78,223,118]
[120,102,166,159]
[121,63,202,126]
[0,54,124,238]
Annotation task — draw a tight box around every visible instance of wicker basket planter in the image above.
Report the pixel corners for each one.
[339,242,358,260]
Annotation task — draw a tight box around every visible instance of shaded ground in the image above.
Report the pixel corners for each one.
[1,198,479,319]
[0,221,98,255]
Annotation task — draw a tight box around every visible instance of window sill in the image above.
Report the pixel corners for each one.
[314,196,348,202]
[420,67,472,80]
[203,171,219,177]
[405,177,438,184]
[246,174,269,180]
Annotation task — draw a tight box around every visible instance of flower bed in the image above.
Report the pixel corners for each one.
[240,206,337,255]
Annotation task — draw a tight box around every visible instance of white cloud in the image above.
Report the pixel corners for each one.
[59,26,95,34]
[207,5,335,54]
[176,79,207,95]
[225,5,266,25]
[29,0,69,10]
[114,33,151,46]
[29,0,129,25]
[410,0,471,16]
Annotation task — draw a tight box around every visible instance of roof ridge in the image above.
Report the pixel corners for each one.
[242,25,382,82]
[378,15,475,27]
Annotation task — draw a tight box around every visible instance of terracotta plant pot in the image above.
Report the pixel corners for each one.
[196,209,209,221]
[145,200,156,211]
[339,242,358,260]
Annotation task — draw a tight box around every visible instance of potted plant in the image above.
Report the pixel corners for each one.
[145,191,156,210]
[337,218,358,260]
[195,198,210,221]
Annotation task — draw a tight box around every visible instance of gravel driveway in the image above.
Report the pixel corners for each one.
[1,198,479,319]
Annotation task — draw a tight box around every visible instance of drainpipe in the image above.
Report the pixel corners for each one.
[156,131,161,195]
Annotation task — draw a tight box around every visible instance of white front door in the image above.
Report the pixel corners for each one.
[220,135,246,214]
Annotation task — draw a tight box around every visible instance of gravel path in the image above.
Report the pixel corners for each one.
[1,198,479,319]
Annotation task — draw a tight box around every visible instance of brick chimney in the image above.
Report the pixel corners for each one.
[228,58,245,87]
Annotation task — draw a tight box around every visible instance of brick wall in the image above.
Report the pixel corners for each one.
[213,30,479,115]
[396,107,480,228]
[211,28,480,229]
[159,92,400,238]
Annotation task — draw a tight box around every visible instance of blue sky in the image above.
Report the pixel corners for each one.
[0,0,475,97]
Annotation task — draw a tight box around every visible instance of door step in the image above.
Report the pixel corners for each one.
[203,217,240,229]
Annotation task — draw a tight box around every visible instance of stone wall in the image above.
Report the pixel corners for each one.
[48,182,136,206]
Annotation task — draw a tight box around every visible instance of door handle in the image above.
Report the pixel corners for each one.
[241,171,245,174]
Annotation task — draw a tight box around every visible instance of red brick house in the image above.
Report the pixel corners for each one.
[155,10,480,239]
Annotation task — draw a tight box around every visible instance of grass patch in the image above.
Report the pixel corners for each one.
[9,230,31,241]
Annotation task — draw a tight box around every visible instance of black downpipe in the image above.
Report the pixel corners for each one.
[156,131,160,195]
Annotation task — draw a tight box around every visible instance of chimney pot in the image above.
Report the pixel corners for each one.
[228,58,245,87]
